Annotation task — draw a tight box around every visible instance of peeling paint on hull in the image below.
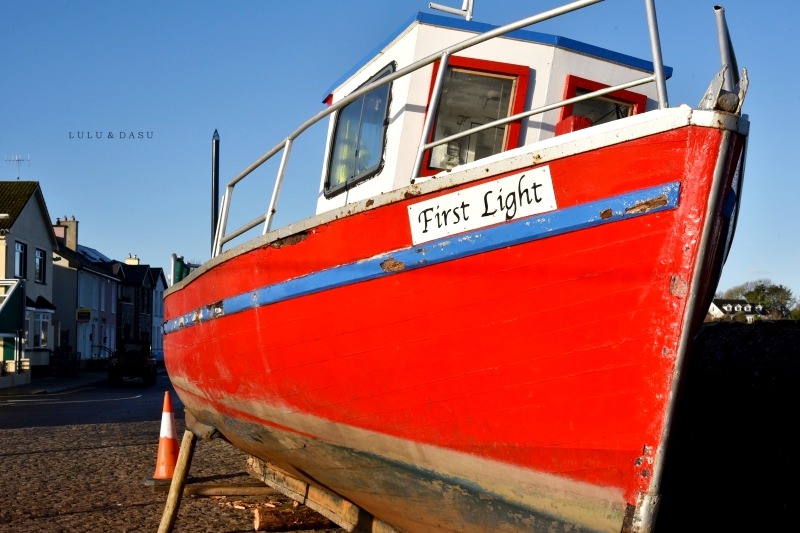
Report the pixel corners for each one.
[164,113,748,532]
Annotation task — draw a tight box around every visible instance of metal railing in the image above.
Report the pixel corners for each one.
[212,0,669,257]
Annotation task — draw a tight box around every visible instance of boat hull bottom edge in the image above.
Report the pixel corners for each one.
[185,408,630,533]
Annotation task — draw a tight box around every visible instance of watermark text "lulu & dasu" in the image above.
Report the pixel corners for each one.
[68,131,154,140]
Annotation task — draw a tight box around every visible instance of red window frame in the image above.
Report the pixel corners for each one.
[557,75,647,135]
[421,56,530,177]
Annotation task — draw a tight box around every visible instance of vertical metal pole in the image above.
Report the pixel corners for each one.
[463,0,474,21]
[213,186,233,258]
[263,139,293,234]
[713,5,739,92]
[644,0,668,109]
[411,51,451,182]
[211,130,220,256]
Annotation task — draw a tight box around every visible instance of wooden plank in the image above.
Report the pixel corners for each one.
[246,455,399,533]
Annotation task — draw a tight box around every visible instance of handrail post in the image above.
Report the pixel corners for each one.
[411,51,451,182]
[212,185,233,257]
[263,139,293,234]
[644,0,668,108]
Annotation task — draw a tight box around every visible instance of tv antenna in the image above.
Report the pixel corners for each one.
[4,154,31,179]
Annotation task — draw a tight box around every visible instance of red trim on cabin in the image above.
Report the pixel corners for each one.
[420,56,530,176]
[556,75,648,135]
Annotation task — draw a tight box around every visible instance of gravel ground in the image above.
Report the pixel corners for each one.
[0,419,345,533]
[2,321,797,531]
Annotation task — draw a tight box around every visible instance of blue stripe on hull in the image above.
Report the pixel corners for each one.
[164,182,680,334]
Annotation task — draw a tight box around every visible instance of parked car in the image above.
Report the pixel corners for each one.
[107,340,157,385]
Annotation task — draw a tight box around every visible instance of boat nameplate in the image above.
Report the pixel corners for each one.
[408,166,557,245]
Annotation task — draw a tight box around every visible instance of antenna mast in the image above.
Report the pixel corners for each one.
[4,154,31,179]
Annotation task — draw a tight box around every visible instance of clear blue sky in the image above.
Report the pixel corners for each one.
[2,1,797,296]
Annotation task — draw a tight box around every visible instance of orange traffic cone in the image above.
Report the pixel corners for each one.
[150,391,180,483]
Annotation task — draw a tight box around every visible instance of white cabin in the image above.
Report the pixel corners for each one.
[315,12,667,215]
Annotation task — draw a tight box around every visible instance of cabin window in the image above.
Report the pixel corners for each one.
[325,64,394,197]
[424,57,529,174]
[557,75,647,135]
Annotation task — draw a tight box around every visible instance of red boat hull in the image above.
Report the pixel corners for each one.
[164,113,747,532]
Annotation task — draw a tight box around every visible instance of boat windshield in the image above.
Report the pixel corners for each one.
[326,65,394,196]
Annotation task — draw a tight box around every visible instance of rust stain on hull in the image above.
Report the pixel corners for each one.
[380,258,406,272]
[269,232,308,248]
[670,275,688,298]
[625,194,669,215]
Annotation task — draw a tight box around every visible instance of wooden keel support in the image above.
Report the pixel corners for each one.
[253,503,338,531]
[182,483,274,497]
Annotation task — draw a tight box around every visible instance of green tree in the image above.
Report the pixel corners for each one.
[720,279,797,319]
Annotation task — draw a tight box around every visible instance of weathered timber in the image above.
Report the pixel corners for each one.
[253,503,337,531]
[183,483,275,497]
[157,429,198,533]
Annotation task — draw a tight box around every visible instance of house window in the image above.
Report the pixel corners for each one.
[28,311,50,348]
[425,57,529,174]
[557,75,647,135]
[35,249,46,283]
[325,63,394,197]
[14,242,27,279]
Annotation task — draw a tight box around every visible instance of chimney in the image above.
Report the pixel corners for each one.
[55,216,79,251]
[125,254,140,265]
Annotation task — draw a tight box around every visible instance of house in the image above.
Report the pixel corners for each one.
[150,267,167,363]
[52,219,169,367]
[113,255,156,348]
[708,298,768,324]
[0,181,59,382]
[1,181,168,387]
[52,216,119,366]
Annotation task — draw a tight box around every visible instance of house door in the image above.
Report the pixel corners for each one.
[76,322,92,362]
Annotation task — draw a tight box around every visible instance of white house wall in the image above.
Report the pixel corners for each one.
[51,259,77,350]
[75,270,117,360]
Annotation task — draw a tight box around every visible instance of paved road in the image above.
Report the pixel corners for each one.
[0,372,181,429]
[0,373,343,532]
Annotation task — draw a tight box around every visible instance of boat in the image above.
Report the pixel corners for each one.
[163,1,749,531]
